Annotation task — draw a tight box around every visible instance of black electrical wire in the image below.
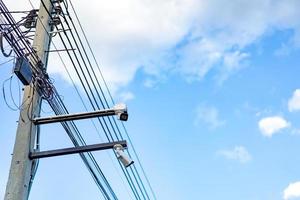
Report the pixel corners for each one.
[63,5,154,200]
[0,57,14,66]
[50,37,135,199]
[46,9,137,200]
[0,32,12,56]
[51,12,119,142]
[49,32,135,200]
[2,75,18,111]
[2,73,30,112]
[13,0,120,199]
[122,125,157,199]
[48,15,143,200]
[48,90,112,200]
[65,2,157,199]
[48,14,130,199]
[52,2,152,199]
[51,90,117,200]
[42,1,121,153]
[54,91,118,199]
[9,74,21,109]
[1,16,24,54]
[49,9,145,200]
[59,5,122,140]
[0,3,42,75]
[26,1,153,200]
[49,90,117,199]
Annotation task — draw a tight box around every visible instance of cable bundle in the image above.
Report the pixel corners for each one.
[0,0,157,199]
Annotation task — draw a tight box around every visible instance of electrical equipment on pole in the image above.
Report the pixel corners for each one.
[3,0,53,199]
[0,0,155,199]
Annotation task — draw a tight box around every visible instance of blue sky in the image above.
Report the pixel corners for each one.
[1,0,300,199]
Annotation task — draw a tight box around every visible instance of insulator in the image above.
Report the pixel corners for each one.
[53,5,62,15]
[23,10,38,29]
[50,16,61,26]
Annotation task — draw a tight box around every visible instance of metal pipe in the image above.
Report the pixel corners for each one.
[29,140,127,159]
[33,108,117,125]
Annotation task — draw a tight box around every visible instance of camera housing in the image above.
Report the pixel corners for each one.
[114,103,128,121]
[117,111,128,121]
[114,144,134,167]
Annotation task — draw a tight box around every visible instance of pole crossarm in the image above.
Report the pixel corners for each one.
[29,140,127,159]
[33,104,128,125]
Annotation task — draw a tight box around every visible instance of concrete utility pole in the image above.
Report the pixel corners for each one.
[4,1,53,199]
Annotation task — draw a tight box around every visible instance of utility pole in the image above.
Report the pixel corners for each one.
[4,0,53,199]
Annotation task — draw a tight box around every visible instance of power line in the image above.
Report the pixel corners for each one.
[66,1,157,199]
[25,1,119,199]
[51,1,155,199]
[37,2,145,199]
[46,35,134,200]
[2,0,156,199]
[54,4,149,199]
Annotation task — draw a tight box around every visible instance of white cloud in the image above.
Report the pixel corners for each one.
[217,51,250,84]
[258,116,290,137]
[118,91,135,102]
[194,105,225,129]
[274,43,292,57]
[4,0,300,91]
[291,128,300,135]
[288,89,300,112]
[217,146,252,164]
[283,181,300,200]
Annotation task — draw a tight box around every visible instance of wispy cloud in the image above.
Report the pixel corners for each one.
[217,146,252,164]
[118,91,135,102]
[216,51,250,84]
[283,181,300,200]
[194,105,225,130]
[288,89,300,112]
[291,128,300,135]
[258,116,290,137]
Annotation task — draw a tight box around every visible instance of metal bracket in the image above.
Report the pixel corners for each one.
[23,9,38,29]
[29,140,127,159]
[33,104,128,125]
[45,48,76,53]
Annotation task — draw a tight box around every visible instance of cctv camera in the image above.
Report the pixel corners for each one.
[114,144,134,168]
[117,149,134,167]
[117,111,128,121]
[114,103,128,121]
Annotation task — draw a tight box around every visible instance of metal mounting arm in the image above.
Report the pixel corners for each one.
[33,103,128,125]
[29,140,127,159]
